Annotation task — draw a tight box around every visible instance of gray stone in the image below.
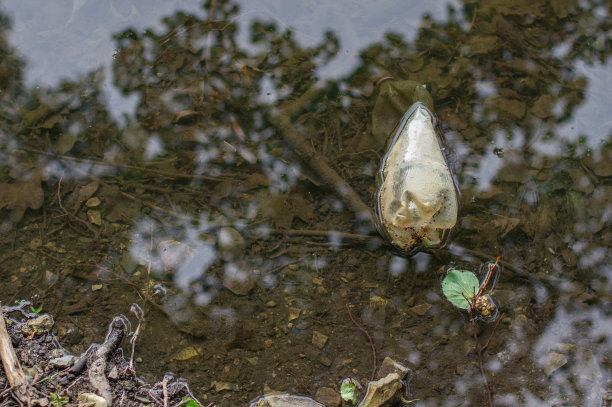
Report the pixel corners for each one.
[250,393,325,407]
[358,373,402,407]
[77,393,108,407]
[315,387,341,407]
[49,355,77,368]
[377,357,412,380]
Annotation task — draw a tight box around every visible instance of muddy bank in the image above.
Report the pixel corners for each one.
[0,302,206,407]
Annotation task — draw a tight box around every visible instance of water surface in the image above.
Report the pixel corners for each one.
[0,0,610,406]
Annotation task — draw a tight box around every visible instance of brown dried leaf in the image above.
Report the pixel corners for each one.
[0,173,44,222]
[550,0,573,18]
[260,193,294,229]
[245,173,270,189]
[492,216,521,240]
[371,79,434,145]
[55,133,77,154]
[288,194,316,223]
[466,35,498,55]
[486,96,526,120]
[531,95,555,119]
[75,181,100,210]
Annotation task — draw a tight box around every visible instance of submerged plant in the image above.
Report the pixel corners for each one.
[50,393,68,407]
[442,256,501,322]
[441,257,503,407]
[340,377,363,404]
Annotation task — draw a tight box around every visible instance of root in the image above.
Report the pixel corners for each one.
[87,317,126,404]
[0,303,32,404]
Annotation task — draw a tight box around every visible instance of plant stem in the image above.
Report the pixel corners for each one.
[481,312,504,352]
[346,303,377,380]
[471,319,493,407]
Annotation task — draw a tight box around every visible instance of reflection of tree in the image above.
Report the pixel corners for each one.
[1,0,611,405]
[0,14,26,108]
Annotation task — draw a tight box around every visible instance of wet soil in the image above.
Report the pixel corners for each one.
[0,0,611,406]
[0,303,204,406]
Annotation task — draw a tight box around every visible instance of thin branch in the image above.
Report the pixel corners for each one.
[274,89,373,224]
[481,312,505,353]
[22,148,224,182]
[346,303,377,380]
[471,319,493,407]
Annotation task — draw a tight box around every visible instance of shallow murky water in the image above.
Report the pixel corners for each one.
[0,0,610,406]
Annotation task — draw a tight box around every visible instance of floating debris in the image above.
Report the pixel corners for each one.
[375,100,458,254]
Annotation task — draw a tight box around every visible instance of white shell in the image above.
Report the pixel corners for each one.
[375,102,458,253]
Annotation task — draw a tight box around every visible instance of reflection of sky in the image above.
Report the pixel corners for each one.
[2,1,610,405]
[554,60,612,153]
[528,306,611,406]
[0,0,456,120]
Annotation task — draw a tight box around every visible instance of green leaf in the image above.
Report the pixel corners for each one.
[181,398,199,407]
[50,393,68,407]
[340,378,362,404]
[442,269,479,309]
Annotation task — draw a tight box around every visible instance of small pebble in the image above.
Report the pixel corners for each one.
[312,330,328,349]
[87,210,102,226]
[85,197,101,208]
[315,387,341,407]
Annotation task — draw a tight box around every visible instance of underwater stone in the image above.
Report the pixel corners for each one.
[375,102,458,254]
[358,372,402,407]
[250,393,325,407]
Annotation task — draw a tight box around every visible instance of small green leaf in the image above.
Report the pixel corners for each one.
[340,378,362,404]
[181,398,199,407]
[442,269,479,309]
[50,393,68,407]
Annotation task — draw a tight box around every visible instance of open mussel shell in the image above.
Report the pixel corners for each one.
[375,102,459,254]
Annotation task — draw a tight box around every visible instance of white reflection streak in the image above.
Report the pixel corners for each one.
[175,243,217,291]
[389,256,407,277]
[143,135,164,161]
[529,306,611,406]
[327,232,342,249]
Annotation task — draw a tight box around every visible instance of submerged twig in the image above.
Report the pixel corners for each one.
[57,175,99,238]
[346,303,377,380]
[481,312,504,353]
[461,286,498,407]
[470,319,493,407]
[22,147,224,182]
[274,89,373,224]
[254,228,374,243]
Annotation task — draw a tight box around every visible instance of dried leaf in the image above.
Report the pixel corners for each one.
[466,35,498,55]
[260,193,294,229]
[55,133,77,154]
[492,216,521,239]
[288,194,316,223]
[550,0,572,18]
[245,173,270,189]
[371,79,434,145]
[40,113,65,129]
[75,181,100,210]
[487,96,526,120]
[0,173,44,222]
[531,95,555,119]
